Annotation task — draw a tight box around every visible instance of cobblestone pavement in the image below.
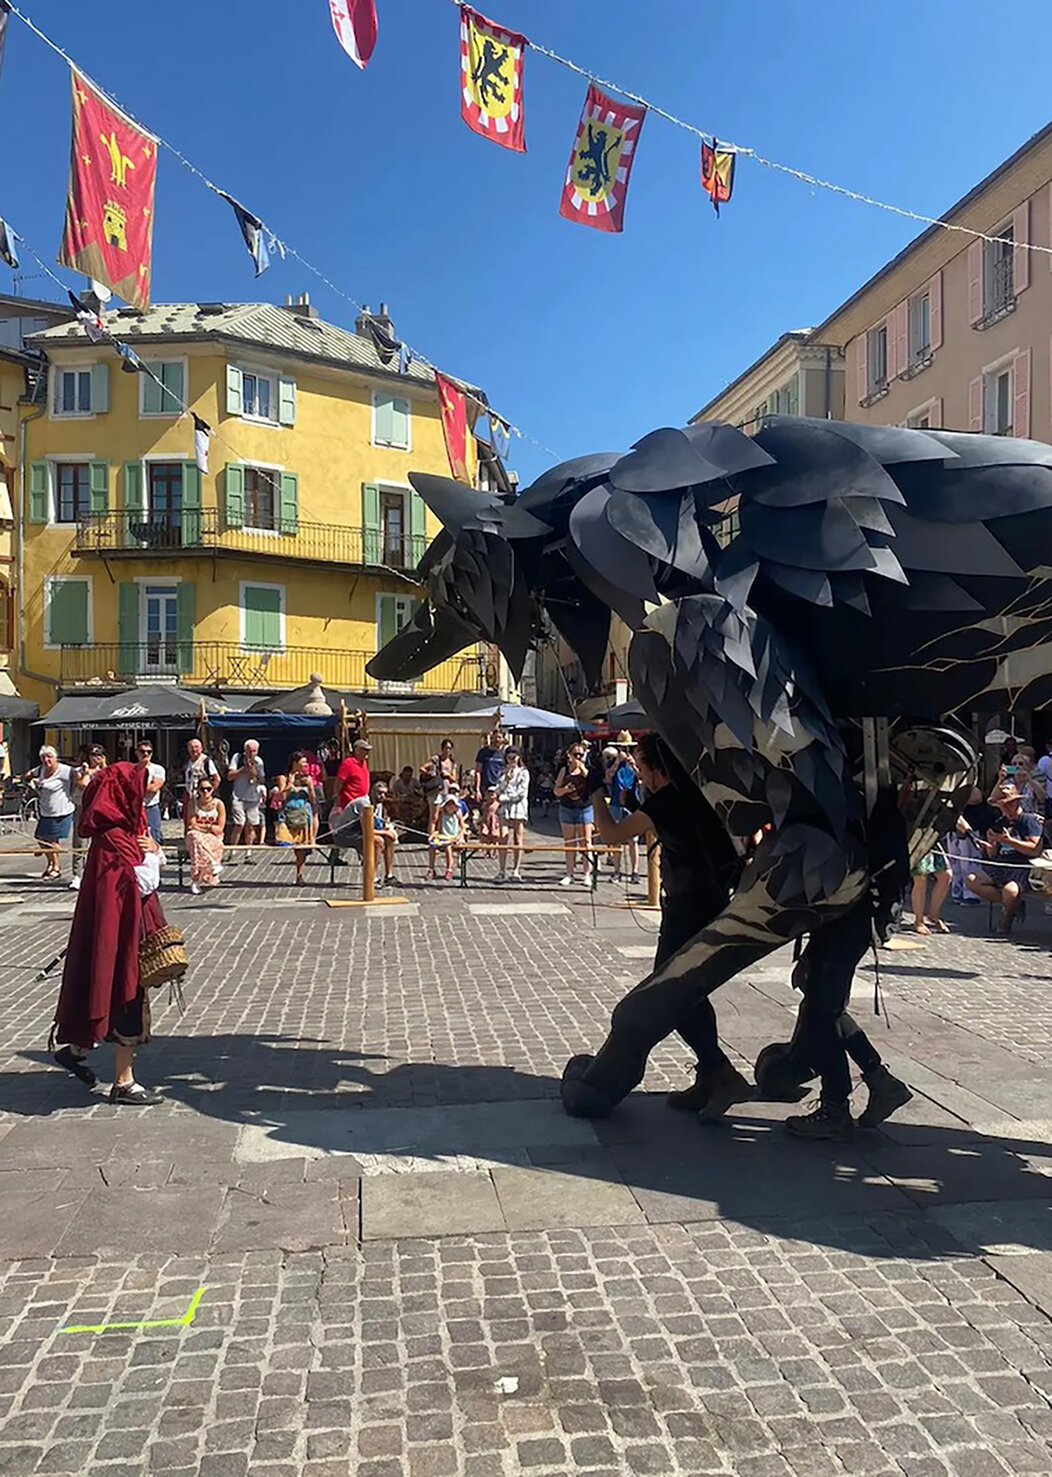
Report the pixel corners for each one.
[0,850,1051,1474]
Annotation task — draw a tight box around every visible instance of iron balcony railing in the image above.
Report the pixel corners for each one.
[72,509,428,573]
[58,641,486,694]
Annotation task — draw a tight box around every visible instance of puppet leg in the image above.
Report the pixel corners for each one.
[561,825,867,1118]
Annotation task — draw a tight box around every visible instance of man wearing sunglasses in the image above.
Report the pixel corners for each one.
[135,741,166,846]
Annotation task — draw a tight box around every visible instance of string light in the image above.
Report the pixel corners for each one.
[2,2,561,463]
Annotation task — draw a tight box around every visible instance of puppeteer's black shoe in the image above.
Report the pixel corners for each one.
[785,1099,854,1141]
[858,1066,913,1128]
[697,1063,754,1124]
[109,1082,163,1107]
[666,1065,709,1113]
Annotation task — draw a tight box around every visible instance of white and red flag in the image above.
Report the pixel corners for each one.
[329,0,378,70]
[559,83,646,234]
[460,7,527,153]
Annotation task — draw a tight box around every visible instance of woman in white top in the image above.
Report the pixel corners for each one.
[496,746,530,883]
[30,746,76,881]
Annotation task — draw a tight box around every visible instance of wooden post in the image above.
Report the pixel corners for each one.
[360,802,376,902]
[646,829,661,909]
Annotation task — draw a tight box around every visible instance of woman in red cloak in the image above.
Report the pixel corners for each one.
[50,761,168,1105]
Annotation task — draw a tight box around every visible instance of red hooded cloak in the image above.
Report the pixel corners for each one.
[54,762,166,1049]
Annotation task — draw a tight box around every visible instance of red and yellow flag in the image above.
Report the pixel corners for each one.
[59,70,158,312]
[700,141,735,216]
[460,7,527,153]
[559,84,645,234]
[435,371,470,484]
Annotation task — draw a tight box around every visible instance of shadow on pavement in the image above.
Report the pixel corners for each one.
[2,1032,1050,1260]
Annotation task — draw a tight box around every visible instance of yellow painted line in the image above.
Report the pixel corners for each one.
[325,896,409,908]
[58,1285,206,1336]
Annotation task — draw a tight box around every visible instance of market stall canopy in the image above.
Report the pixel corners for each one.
[38,685,233,728]
[0,695,39,721]
[456,701,582,731]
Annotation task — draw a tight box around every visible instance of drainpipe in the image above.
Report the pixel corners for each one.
[18,399,57,692]
[823,347,833,420]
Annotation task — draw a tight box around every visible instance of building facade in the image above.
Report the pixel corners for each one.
[690,330,845,432]
[812,123,1052,440]
[19,296,484,710]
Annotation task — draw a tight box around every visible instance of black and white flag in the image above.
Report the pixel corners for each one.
[193,414,211,474]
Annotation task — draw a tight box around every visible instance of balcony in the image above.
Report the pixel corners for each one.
[58,642,486,696]
[71,510,428,574]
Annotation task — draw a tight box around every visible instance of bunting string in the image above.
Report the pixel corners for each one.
[0,2,556,461]
[442,0,1052,258]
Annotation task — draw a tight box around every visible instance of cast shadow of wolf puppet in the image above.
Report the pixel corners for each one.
[367,417,1052,1117]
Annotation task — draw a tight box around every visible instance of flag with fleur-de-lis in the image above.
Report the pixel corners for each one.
[59,69,158,311]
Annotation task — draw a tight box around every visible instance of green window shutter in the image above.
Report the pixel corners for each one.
[378,594,398,650]
[181,462,201,546]
[223,464,245,528]
[123,462,143,547]
[279,472,298,535]
[408,488,427,565]
[89,460,109,516]
[90,363,109,414]
[243,584,283,649]
[48,579,89,646]
[278,376,296,426]
[164,362,185,413]
[118,581,139,675]
[142,371,163,415]
[225,364,243,416]
[176,581,195,676]
[362,481,380,564]
[374,395,395,446]
[391,396,410,449]
[29,462,48,524]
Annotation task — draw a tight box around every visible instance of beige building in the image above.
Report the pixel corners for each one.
[813,122,1052,439]
[691,329,845,431]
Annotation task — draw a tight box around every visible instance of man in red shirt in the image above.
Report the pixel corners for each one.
[335,739,371,812]
[329,739,372,865]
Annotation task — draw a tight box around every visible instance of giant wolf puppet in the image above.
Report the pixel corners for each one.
[368,418,1052,1123]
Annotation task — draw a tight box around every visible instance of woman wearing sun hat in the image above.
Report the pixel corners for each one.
[606,732,642,884]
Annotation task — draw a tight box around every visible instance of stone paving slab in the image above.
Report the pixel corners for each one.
[54,1186,226,1258]
[362,1169,506,1239]
[0,1190,87,1260]
[235,1099,600,1169]
[491,1166,647,1231]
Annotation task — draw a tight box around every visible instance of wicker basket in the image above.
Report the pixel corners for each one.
[139,925,188,989]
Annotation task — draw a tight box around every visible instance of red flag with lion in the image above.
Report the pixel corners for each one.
[59,70,158,312]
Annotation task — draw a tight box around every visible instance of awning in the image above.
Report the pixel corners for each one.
[0,695,38,720]
[206,712,337,734]
[38,684,233,728]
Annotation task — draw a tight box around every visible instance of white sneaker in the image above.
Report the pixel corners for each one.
[68,876,81,891]
[578,872,594,887]
[511,871,523,883]
[558,875,573,887]
[190,882,201,895]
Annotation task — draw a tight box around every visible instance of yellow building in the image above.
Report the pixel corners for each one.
[19,295,485,712]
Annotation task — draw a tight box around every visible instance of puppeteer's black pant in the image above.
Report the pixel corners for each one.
[653,896,730,1073]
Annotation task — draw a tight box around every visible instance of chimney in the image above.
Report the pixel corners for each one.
[354,302,396,340]
[282,291,318,320]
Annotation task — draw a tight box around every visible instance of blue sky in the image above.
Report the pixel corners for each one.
[4,1,1052,483]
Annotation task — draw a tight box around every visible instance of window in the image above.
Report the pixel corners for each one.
[906,411,931,430]
[141,361,185,417]
[241,583,285,651]
[54,369,92,416]
[378,593,421,651]
[984,225,1014,316]
[45,577,90,647]
[866,325,888,396]
[770,379,799,417]
[714,506,741,549]
[373,392,411,450]
[55,463,92,524]
[242,371,274,422]
[984,364,1014,436]
[381,489,408,567]
[244,467,278,531]
[750,400,768,432]
[908,290,931,362]
[148,463,183,532]
[143,585,180,674]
